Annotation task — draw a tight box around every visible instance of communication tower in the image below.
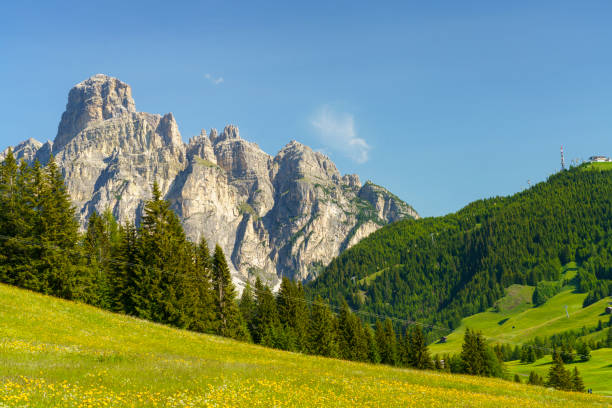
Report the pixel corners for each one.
[560,146,565,170]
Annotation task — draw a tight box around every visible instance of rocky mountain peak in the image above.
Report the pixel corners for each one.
[275,140,341,184]
[3,74,420,288]
[54,74,136,152]
[156,112,182,146]
[211,125,240,144]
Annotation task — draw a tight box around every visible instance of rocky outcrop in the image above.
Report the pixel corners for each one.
[1,138,43,163]
[4,74,419,288]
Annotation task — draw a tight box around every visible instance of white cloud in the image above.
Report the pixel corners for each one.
[205,73,224,85]
[310,105,370,163]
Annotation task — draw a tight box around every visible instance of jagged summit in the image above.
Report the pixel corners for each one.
[54,74,137,152]
[3,74,419,287]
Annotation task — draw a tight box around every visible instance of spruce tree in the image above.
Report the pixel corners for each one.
[571,366,585,392]
[375,320,394,365]
[547,353,572,391]
[276,278,308,351]
[212,244,246,339]
[408,326,433,369]
[239,282,256,337]
[0,151,37,288]
[528,371,544,386]
[252,278,280,346]
[136,181,192,326]
[365,325,380,364]
[336,300,368,362]
[307,295,338,357]
[188,238,216,333]
[111,222,138,314]
[37,156,88,300]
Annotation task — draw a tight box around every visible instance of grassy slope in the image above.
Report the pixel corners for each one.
[428,275,612,395]
[0,284,608,407]
[583,162,612,171]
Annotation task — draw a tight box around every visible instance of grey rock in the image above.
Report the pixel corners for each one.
[3,75,419,289]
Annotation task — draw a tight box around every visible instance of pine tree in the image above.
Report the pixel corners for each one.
[84,211,114,308]
[461,328,483,375]
[571,367,585,392]
[251,277,280,344]
[188,238,216,333]
[336,300,368,362]
[111,222,138,314]
[514,374,521,383]
[364,325,380,364]
[276,278,308,351]
[212,244,246,339]
[408,326,433,369]
[576,342,591,362]
[607,327,612,348]
[547,353,572,391]
[37,156,88,300]
[528,371,544,386]
[239,283,256,337]
[307,295,338,357]
[375,320,395,366]
[136,182,192,326]
[0,151,38,288]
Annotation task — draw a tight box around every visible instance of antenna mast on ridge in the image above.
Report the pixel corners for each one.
[560,146,566,171]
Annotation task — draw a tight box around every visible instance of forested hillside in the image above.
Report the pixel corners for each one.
[308,165,612,331]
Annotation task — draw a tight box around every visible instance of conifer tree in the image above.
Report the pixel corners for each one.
[336,300,368,362]
[408,326,433,369]
[547,353,572,391]
[37,156,88,300]
[364,325,380,364]
[252,277,280,345]
[136,182,192,326]
[528,371,544,386]
[0,151,37,288]
[239,283,256,337]
[571,366,585,392]
[276,278,308,351]
[307,295,338,357]
[212,244,246,339]
[188,238,216,333]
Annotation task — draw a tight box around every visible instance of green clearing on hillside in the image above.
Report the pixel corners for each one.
[507,349,612,396]
[0,284,608,407]
[583,162,612,171]
[428,278,612,395]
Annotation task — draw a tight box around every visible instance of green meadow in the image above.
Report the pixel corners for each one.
[429,271,612,396]
[0,283,609,407]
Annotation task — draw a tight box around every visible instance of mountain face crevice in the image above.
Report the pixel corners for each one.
[2,74,419,288]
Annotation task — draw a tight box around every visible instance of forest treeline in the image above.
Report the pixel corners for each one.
[0,150,447,373]
[0,149,592,390]
[308,165,612,330]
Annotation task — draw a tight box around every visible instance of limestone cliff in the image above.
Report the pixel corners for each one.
[2,74,419,288]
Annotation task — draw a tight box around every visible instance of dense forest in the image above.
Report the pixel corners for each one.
[308,165,612,331]
[0,149,597,390]
[0,150,445,372]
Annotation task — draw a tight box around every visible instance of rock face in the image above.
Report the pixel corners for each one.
[3,74,419,288]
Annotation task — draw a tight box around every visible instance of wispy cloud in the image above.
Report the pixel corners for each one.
[205,73,224,85]
[310,105,370,163]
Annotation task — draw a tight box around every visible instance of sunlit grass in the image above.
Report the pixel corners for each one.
[0,283,609,407]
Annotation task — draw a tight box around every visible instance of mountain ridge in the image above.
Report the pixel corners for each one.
[1,74,418,288]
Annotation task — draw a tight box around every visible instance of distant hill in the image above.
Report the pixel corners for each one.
[0,283,606,407]
[308,165,612,330]
[426,265,612,395]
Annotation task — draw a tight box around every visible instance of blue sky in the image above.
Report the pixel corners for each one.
[1,1,611,217]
